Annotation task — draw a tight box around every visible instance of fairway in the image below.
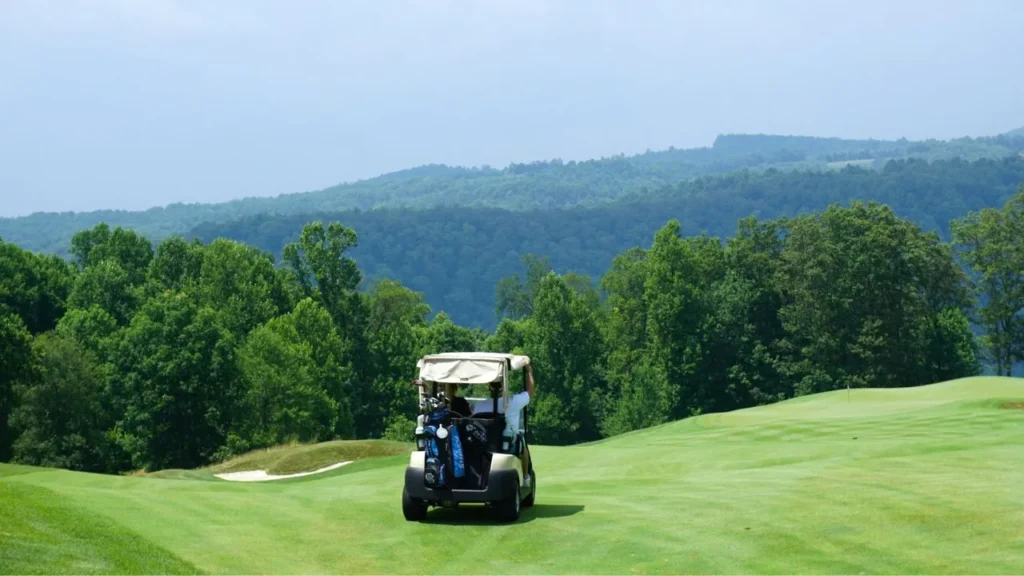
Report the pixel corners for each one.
[2,376,1023,574]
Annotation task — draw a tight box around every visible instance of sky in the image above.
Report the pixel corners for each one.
[1,0,1022,217]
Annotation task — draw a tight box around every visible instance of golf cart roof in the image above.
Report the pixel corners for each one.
[416,352,529,385]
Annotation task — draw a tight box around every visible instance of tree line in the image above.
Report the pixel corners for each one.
[190,156,1024,329]
[2,189,1022,472]
[0,222,482,471]
[3,131,1022,258]
[487,189,1024,443]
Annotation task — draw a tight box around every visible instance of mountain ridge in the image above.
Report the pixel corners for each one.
[2,129,1023,260]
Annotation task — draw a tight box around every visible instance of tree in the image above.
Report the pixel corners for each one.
[600,358,671,437]
[283,221,364,338]
[0,239,74,334]
[714,216,788,406]
[598,247,669,434]
[67,259,138,326]
[952,186,1024,375]
[70,223,153,286]
[778,202,979,392]
[495,254,552,321]
[522,273,606,444]
[421,312,479,355]
[644,221,723,417]
[11,334,119,472]
[146,235,204,293]
[283,222,371,433]
[197,239,282,337]
[287,298,356,439]
[54,305,120,362]
[922,308,982,380]
[237,313,340,449]
[484,318,528,355]
[364,280,431,439]
[599,247,649,360]
[111,292,243,471]
[0,310,34,461]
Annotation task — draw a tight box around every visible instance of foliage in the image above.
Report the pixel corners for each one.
[362,280,431,439]
[952,185,1024,375]
[0,311,34,461]
[197,239,284,337]
[381,415,416,443]
[70,223,153,285]
[492,273,607,445]
[494,255,552,321]
[775,202,978,393]
[0,239,73,334]
[282,222,373,435]
[3,132,1022,259]
[237,312,339,449]
[110,292,243,471]
[188,157,1024,329]
[0,161,1020,472]
[11,334,119,472]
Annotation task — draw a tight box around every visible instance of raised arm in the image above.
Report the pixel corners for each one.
[524,364,535,397]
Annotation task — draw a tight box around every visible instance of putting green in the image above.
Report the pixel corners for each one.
[2,376,1023,574]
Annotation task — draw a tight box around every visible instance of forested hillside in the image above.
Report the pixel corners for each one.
[3,190,1022,474]
[191,157,1024,328]
[3,131,1022,256]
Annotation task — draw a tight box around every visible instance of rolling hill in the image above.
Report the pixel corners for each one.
[188,157,1024,328]
[2,130,1023,258]
[2,376,1022,574]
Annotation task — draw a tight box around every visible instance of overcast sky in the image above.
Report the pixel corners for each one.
[1,0,1022,217]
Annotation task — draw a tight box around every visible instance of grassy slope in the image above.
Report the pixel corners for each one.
[2,376,1023,574]
[146,439,411,479]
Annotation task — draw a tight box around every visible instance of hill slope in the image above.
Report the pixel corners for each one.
[191,157,1024,328]
[3,131,1022,257]
[2,376,1022,574]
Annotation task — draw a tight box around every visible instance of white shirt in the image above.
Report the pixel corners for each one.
[471,391,530,436]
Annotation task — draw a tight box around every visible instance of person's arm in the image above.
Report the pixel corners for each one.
[524,364,535,397]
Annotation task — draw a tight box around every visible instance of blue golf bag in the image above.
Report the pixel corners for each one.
[420,403,466,489]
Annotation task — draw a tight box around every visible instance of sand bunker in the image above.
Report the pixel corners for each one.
[215,461,352,482]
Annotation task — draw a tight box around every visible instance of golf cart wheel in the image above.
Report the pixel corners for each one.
[496,478,521,522]
[402,488,427,522]
[522,467,535,508]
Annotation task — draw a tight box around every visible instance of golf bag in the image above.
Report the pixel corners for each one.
[419,401,468,489]
[422,424,447,488]
[458,420,490,489]
[421,403,450,488]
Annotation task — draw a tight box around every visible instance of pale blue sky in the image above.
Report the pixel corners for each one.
[1,0,1022,217]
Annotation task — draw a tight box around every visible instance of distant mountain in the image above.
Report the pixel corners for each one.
[188,157,1024,329]
[3,129,1022,256]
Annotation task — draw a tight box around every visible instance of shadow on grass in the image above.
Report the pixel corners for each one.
[422,503,585,525]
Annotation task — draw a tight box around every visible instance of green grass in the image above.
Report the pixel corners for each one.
[145,439,412,479]
[2,376,1023,574]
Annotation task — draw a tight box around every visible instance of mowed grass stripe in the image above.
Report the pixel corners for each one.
[0,376,1022,574]
[0,480,199,575]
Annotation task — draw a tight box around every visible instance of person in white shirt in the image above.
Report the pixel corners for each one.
[470,363,535,485]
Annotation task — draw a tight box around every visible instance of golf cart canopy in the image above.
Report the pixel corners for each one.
[416,352,529,385]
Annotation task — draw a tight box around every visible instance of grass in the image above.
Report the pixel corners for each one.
[148,439,412,478]
[1,376,1023,574]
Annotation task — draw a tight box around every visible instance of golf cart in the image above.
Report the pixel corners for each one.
[402,352,536,522]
